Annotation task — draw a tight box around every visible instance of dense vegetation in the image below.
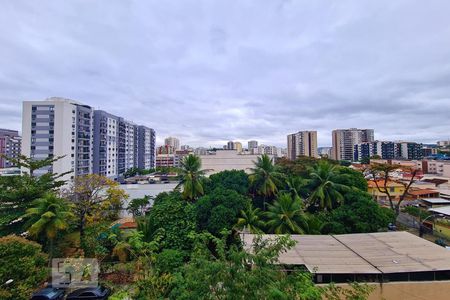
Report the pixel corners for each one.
[0,154,390,299]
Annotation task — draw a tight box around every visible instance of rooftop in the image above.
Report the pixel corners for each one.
[242,232,450,275]
[409,189,439,196]
[429,206,450,217]
[367,180,404,188]
[420,198,450,204]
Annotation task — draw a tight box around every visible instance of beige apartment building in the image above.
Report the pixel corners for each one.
[287,130,318,160]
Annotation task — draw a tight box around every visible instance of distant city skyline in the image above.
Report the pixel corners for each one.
[2,2,450,147]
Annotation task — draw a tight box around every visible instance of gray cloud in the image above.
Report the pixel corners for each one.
[1,0,450,147]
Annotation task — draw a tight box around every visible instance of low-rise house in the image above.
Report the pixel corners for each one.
[367,180,405,201]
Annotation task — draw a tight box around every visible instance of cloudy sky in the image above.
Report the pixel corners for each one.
[1,1,450,147]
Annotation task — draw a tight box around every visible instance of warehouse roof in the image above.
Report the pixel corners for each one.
[429,205,450,217]
[242,232,450,274]
[421,198,450,204]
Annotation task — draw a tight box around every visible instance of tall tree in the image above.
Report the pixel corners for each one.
[265,193,309,234]
[3,154,67,177]
[281,176,307,204]
[234,204,265,234]
[249,154,283,209]
[0,156,67,236]
[22,193,73,257]
[127,195,151,217]
[307,160,349,211]
[176,154,206,202]
[195,187,250,236]
[63,174,127,248]
[367,163,418,220]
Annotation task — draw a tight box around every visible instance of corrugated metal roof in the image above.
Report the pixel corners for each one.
[429,205,450,216]
[242,232,450,274]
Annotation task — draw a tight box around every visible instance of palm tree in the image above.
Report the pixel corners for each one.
[234,204,265,234]
[307,160,349,211]
[264,193,309,234]
[281,176,306,204]
[22,193,74,257]
[249,154,283,209]
[176,154,206,202]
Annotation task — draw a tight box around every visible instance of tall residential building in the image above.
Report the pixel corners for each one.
[227,141,235,150]
[22,97,94,180]
[119,118,138,174]
[256,145,279,157]
[0,129,21,169]
[23,98,156,181]
[331,128,374,161]
[93,110,119,179]
[287,131,318,160]
[353,141,396,161]
[137,126,156,170]
[235,142,243,153]
[164,136,180,150]
[396,142,423,160]
[248,140,258,152]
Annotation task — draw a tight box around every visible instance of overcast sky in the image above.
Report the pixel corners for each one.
[1,1,450,147]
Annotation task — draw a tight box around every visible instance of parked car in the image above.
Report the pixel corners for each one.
[66,286,110,300]
[30,287,65,300]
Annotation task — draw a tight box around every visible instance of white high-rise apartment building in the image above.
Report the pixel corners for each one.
[164,136,180,150]
[331,128,374,161]
[287,131,318,160]
[22,97,94,181]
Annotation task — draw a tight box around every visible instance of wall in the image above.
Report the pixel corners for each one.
[331,280,450,300]
[200,150,268,176]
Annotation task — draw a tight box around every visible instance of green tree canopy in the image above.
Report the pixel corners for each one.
[176,154,206,202]
[0,235,48,300]
[127,195,151,217]
[22,193,74,257]
[144,192,197,251]
[0,156,67,236]
[195,187,250,236]
[333,167,368,192]
[249,154,283,206]
[235,204,265,234]
[322,190,394,234]
[307,160,350,211]
[265,193,309,234]
[204,170,249,195]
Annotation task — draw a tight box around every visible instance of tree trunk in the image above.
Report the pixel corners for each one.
[79,213,86,250]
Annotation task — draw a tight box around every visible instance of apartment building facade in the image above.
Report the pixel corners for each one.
[248,140,258,153]
[354,141,396,161]
[287,130,318,160]
[332,128,374,161]
[137,126,156,170]
[164,136,180,150]
[23,98,155,181]
[0,129,21,169]
[22,98,94,180]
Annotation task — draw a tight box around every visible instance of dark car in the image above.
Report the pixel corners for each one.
[66,286,110,300]
[30,287,65,300]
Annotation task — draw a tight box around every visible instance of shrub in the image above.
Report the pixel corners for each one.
[0,235,48,300]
